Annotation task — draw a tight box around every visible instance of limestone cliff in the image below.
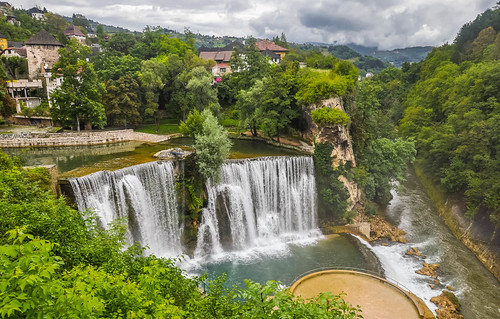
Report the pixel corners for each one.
[302,97,362,211]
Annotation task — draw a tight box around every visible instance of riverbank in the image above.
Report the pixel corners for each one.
[0,128,172,147]
[414,163,500,281]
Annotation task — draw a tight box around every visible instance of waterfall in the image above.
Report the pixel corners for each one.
[69,161,183,258]
[194,156,320,260]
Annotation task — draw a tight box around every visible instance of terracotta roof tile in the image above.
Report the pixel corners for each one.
[64,25,85,37]
[255,39,288,52]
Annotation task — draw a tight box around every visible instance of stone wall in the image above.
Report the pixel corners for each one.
[0,129,170,148]
[26,44,60,80]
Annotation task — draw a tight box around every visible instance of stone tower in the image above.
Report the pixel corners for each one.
[25,30,63,80]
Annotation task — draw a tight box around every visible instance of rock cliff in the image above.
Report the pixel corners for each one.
[302,97,362,211]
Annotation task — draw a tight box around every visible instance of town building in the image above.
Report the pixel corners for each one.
[25,29,63,80]
[64,24,86,44]
[198,39,288,76]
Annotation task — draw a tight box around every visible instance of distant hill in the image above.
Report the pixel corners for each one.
[347,44,434,67]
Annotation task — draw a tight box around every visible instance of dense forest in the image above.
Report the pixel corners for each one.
[356,5,500,233]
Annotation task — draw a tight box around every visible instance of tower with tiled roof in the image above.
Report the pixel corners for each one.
[25,30,63,79]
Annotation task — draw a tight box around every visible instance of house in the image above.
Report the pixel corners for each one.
[198,41,244,76]
[255,39,288,63]
[26,7,46,21]
[0,2,11,14]
[25,30,63,80]
[3,41,27,58]
[0,33,7,50]
[64,24,86,44]
[5,15,20,26]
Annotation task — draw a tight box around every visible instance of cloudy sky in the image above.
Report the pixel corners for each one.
[14,0,498,49]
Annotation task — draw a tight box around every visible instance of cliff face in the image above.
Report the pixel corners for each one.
[303,97,361,211]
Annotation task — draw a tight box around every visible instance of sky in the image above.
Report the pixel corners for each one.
[13,0,498,50]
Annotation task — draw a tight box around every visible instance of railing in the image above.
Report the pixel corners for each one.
[289,266,429,319]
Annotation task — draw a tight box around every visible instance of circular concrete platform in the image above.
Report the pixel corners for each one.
[290,269,435,319]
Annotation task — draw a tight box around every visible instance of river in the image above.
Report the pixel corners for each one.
[370,169,500,318]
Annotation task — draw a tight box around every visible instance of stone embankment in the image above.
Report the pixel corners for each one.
[0,129,171,147]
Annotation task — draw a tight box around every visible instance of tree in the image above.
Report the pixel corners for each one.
[179,109,203,137]
[194,109,232,182]
[186,66,220,114]
[50,40,106,131]
[93,54,141,83]
[139,58,167,130]
[1,56,28,79]
[236,79,264,136]
[103,75,141,127]
[105,32,138,56]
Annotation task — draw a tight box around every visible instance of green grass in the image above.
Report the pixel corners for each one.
[135,118,181,135]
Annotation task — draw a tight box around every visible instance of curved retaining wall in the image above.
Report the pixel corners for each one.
[0,130,170,147]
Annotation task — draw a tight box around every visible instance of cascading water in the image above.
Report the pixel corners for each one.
[194,156,321,260]
[69,161,183,258]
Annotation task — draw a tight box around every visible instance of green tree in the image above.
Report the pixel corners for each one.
[186,66,220,114]
[1,56,28,79]
[179,109,203,137]
[103,75,141,127]
[50,40,106,131]
[236,79,264,136]
[312,107,351,127]
[194,109,232,182]
[139,58,167,130]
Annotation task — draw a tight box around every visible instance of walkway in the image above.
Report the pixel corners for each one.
[290,269,435,319]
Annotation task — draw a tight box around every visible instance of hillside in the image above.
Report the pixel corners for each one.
[347,44,434,67]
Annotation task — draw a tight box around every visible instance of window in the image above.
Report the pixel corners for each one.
[220,67,226,73]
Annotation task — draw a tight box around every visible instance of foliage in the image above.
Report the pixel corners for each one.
[186,66,220,114]
[235,280,362,319]
[103,75,142,127]
[194,109,232,182]
[296,65,358,105]
[314,143,350,221]
[328,45,362,59]
[179,109,203,137]
[1,56,28,80]
[312,107,350,127]
[139,58,168,128]
[50,40,106,130]
[93,54,141,83]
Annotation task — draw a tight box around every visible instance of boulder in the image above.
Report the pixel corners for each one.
[154,148,192,159]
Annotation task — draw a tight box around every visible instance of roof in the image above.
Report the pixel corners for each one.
[64,25,85,37]
[26,7,45,14]
[255,39,288,52]
[0,34,6,39]
[199,51,233,62]
[25,30,63,46]
[262,49,280,59]
[7,41,24,48]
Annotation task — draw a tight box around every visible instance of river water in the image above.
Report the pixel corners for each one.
[370,169,500,318]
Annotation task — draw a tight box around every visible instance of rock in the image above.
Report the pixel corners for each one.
[381,243,389,246]
[429,284,435,289]
[406,247,422,257]
[446,285,454,291]
[416,262,440,277]
[431,291,463,319]
[369,216,408,243]
[154,148,192,159]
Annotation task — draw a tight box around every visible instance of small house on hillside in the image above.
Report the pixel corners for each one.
[3,41,27,58]
[255,39,288,63]
[26,7,46,21]
[64,24,86,44]
[5,15,20,26]
[198,41,244,76]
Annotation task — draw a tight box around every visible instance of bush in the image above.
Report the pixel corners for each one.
[312,107,351,127]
